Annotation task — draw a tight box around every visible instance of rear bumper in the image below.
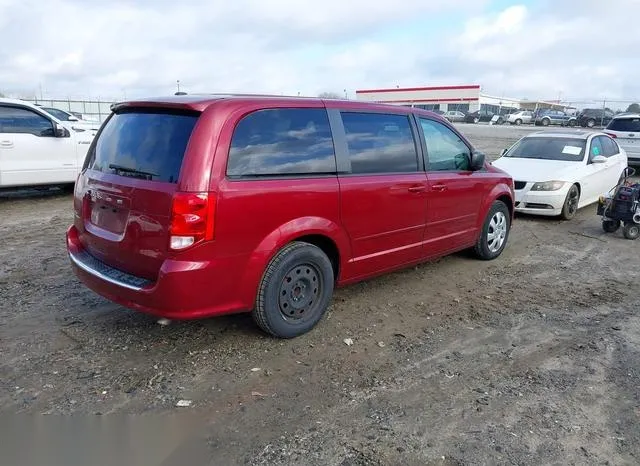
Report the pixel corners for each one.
[66,225,250,319]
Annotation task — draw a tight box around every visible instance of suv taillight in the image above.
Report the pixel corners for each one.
[169,192,215,250]
[605,132,617,138]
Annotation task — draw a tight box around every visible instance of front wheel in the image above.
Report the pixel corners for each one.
[561,184,580,220]
[541,118,550,126]
[474,201,510,260]
[253,242,334,338]
[586,119,595,128]
[515,119,522,126]
[623,223,640,240]
[473,117,480,124]
[568,119,576,127]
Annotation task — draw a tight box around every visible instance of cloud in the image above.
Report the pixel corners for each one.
[0,0,638,106]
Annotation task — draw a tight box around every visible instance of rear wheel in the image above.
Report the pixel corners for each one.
[561,184,580,220]
[515,119,522,126]
[586,119,595,128]
[474,201,510,260]
[253,242,334,338]
[568,119,576,127]
[623,223,640,240]
[541,118,550,126]
[473,117,480,124]
[602,219,620,233]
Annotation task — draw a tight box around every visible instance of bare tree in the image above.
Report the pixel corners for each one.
[318,92,342,99]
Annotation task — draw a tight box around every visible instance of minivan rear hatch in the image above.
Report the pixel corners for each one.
[76,107,200,281]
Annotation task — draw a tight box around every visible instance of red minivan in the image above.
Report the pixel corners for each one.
[67,95,514,338]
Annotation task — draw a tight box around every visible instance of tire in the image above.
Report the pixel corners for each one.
[473,117,480,124]
[561,184,580,220]
[586,119,595,128]
[541,118,550,127]
[515,119,522,126]
[568,119,576,127]
[474,200,510,260]
[623,223,640,240]
[253,242,334,338]
[602,220,620,233]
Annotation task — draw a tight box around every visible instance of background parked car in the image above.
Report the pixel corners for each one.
[577,108,615,128]
[37,106,100,134]
[443,110,465,123]
[605,113,640,165]
[534,109,577,127]
[464,109,496,124]
[506,110,533,125]
[0,98,94,188]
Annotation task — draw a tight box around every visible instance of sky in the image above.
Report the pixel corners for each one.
[0,0,639,103]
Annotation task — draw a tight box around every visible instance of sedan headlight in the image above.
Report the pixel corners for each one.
[531,181,566,191]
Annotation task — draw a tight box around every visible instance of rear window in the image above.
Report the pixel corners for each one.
[505,137,586,162]
[227,108,336,177]
[87,109,199,183]
[607,117,640,132]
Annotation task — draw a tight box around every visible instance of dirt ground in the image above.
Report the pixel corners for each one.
[1,124,639,466]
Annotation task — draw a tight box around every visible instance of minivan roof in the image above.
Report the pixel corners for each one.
[110,94,443,117]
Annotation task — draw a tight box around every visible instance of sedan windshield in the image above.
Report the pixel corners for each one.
[505,137,586,161]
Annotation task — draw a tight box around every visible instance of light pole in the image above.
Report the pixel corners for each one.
[176,80,181,93]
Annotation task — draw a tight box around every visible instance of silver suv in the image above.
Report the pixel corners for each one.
[605,113,640,164]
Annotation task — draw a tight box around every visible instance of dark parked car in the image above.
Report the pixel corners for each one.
[577,108,615,128]
[464,109,504,124]
[534,109,577,127]
[66,95,514,338]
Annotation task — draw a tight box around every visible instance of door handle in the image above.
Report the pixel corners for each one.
[407,185,426,193]
[0,140,14,148]
[431,184,447,192]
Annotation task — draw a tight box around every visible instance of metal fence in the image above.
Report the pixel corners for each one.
[23,98,116,123]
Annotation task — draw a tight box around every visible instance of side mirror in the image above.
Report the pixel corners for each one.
[67,115,79,121]
[591,155,607,164]
[470,150,486,171]
[54,123,70,138]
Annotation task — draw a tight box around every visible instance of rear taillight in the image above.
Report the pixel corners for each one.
[605,132,617,138]
[169,192,215,250]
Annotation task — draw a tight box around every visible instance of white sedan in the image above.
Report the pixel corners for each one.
[492,131,628,219]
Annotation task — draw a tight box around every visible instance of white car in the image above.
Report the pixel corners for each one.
[492,131,628,219]
[0,98,95,189]
[604,113,640,165]
[36,105,100,136]
[506,110,533,126]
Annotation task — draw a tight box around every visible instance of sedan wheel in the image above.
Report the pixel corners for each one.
[561,184,580,220]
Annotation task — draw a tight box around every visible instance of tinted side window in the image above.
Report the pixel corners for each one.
[0,105,54,136]
[341,112,418,174]
[590,137,603,160]
[601,136,618,157]
[419,118,471,171]
[227,108,336,177]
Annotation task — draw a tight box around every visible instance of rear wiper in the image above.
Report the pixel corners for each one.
[108,164,157,180]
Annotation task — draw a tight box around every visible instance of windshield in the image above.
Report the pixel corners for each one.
[86,109,199,183]
[505,137,586,161]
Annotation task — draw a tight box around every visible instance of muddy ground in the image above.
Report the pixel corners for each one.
[1,124,639,466]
